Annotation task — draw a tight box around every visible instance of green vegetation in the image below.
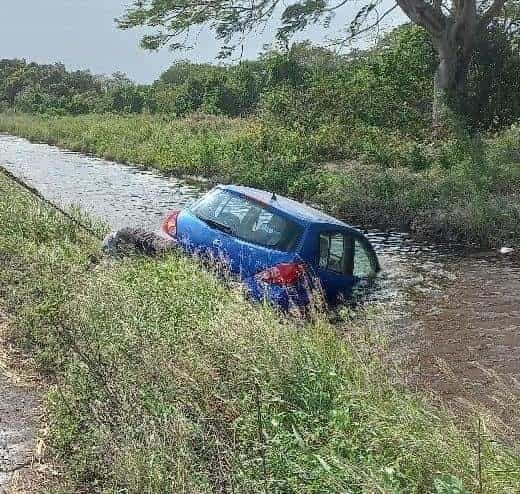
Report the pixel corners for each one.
[1,111,519,247]
[1,171,520,493]
[0,60,148,115]
[0,5,518,493]
[118,0,520,135]
[0,26,518,246]
[1,26,519,131]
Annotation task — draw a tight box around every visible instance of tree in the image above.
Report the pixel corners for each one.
[464,23,520,129]
[117,0,514,135]
[393,0,513,136]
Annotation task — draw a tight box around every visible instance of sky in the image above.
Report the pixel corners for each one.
[1,0,405,82]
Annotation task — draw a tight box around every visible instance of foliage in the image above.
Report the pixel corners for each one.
[0,24,518,246]
[1,173,520,492]
[0,60,148,115]
[1,112,518,248]
[116,0,518,133]
[1,24,518,132]
[463,25,520,130]
[259,27,436,136]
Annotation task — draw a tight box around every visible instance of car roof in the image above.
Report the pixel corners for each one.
[220,184,351,228]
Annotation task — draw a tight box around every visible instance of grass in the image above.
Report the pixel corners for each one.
[0,112,519,248]
[1,167,520,492]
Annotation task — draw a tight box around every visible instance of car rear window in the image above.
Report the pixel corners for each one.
[190,189,303,251]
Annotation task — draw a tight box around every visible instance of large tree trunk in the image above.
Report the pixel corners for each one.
[432,36,458,138]
[396,0,482,137]
[432,26,477,137]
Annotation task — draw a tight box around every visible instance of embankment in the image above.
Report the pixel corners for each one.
[1,165,519,491]
[1,112,519,248]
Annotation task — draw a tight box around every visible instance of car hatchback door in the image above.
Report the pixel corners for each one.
[178,188,302,277]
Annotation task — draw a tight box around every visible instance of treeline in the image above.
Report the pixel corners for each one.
[1,25,519,133]
[0,61,148,115]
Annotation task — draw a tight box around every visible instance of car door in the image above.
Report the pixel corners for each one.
[313,230,379,303]
[193,192,249,273]
[205,193,295,276]
[314,231,356,303]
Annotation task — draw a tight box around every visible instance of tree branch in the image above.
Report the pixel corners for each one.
[396,0,446,36]
[479,0,507,27]
[343,3,399,42]
[326,0,353,12]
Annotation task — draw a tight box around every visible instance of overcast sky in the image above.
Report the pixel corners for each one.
[1,0,405,82]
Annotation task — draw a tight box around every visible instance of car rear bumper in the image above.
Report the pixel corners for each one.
[244,276,312,311]
[158,230,310,310]
[158,230,178,243]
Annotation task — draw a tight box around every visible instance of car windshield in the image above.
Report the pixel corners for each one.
[190,189,303,251]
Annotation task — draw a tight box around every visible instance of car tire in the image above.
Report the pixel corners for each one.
[102,227,176,257]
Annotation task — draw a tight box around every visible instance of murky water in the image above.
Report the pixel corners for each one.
[0,134,204,230]
[1,134,519,433]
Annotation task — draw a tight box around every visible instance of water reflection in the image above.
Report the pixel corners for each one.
[0,134,204,230]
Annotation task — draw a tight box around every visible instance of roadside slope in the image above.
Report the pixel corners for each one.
[0,172,519,492]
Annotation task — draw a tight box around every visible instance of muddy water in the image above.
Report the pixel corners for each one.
[389,251,520,436]
[1,134,519,432]
[0,134,203,230]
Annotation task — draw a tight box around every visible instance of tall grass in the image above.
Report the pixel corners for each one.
[1,169,519,492]
[0,112,519,247]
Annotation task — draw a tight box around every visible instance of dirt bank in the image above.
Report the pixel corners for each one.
[0,312,41,493]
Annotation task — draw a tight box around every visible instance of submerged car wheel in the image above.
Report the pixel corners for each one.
[102,227,176,257]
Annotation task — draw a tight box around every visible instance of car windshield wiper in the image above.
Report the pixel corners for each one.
[195,215,234,235]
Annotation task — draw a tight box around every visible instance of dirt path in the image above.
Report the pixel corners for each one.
[0,312,41,493]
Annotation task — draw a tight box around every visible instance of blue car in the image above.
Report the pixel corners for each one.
[161,185,380,310]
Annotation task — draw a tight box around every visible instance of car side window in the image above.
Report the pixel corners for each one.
[319,233,354,275]
[353,238,377,278]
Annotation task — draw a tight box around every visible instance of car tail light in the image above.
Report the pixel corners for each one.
[256,262,306,286]
[162,209,181,237]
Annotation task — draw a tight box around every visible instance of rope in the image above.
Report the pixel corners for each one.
[0,165,102,240]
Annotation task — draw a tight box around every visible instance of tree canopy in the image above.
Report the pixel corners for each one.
[117,0,517,133]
